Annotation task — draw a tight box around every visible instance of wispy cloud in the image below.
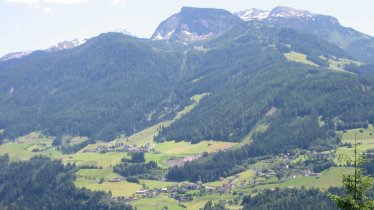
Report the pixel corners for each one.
[7,0,39,3]
[7,0,91,5]
[43,0,90,4]
[43,6,52,13]
[111,0,126,6]
[6,0,40,7]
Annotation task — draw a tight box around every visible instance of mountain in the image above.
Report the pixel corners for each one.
[1,6,374,148]
[0,33,185,140]
[236,6,374,64]
[0,39,87,61]
[235,8,269,21]
[1,29,136,61]
[0,51,33,62]
[113,28,138,37]
[46,38,88,52]
[151,7,242,43]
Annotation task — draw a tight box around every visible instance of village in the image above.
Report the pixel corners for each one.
[83,142,154,153]
[104,149,334,204]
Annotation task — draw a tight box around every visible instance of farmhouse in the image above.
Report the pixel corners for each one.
[108,177,124,182]
[136,189,149,195]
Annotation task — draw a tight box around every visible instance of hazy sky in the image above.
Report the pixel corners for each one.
[1,0,373,57]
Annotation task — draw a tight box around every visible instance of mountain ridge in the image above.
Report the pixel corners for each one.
[151,6,242,43]
[0,28,136,62]
[1,6,374,143]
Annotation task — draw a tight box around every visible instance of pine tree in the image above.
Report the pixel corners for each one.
[329,134,374,210]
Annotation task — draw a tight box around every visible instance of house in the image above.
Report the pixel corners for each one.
[108,177,123,182]
[136,189,149,195]
[178,197,189,202]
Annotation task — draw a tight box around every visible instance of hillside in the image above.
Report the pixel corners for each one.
[0,33,187,140]
[1,6,374,209]
[2,13,374,145]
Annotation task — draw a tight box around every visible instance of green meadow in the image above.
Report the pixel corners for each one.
[61,152,127,168]
[280,167,353,190]
[284,51,319,67]
[336,125,374,164]
[75,177,142,197]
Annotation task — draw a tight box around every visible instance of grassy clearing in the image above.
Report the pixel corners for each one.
[280,167,353,190]
[0,132,61,161]
[79,141,114,151]
[336,125,374,163]
[241,107,275,144]
[133,196,183,210]
[145,153,174,168]
[116,121,171,147]
[139,179,174,189]
[76,168,118,181]
[115,93,209,147]
[61,152,127,167]
[61,136,88,146]
[241,123,269,144]
[184,194,234,210]
[284,52,318,67]
[205,169,256,188]
[322,56,362,73]
[156,140,236,156]
[75,177,141,197]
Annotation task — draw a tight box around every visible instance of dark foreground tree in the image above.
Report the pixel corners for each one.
[242,187,338,210]
[0,155,132,210]
[201,200,228,210]
[329,134,374,210]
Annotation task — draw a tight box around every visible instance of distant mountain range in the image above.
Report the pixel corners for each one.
[3,6,374,63]
[1,6,374,146]
[151,6,374,63]
[0,28,136,62]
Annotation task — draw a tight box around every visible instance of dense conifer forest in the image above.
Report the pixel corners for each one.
[0,155,132,210]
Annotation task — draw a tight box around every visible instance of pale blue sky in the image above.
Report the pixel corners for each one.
[1,0,373,57]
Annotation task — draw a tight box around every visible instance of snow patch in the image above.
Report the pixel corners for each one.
[47,38,88,52]
[236,9,270,21]
[153,29,175,40]
[113,28,137,37]
[0,51,33,61]
[236,6,316,21]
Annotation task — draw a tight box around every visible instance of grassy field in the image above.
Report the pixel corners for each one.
[156,140,236,156]
[320,55,361,73]
[145,153,174,168]
[241,122,269,144]
[61,136,88,146]
[115,93,210,147]
[280,167,353,190]
[76,168,118,181]
[184,194,235,210]
[75,177,142,197]
[60,152,127,167]
[240,107,275,144]
[284,52,318,67]
[140,179,174,189]
[133,196,184,210]
[0,132,61,161]
[205,169,256,188]
[336,125,374,163]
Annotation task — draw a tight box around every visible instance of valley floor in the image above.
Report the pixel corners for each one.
[1,106,373,209]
